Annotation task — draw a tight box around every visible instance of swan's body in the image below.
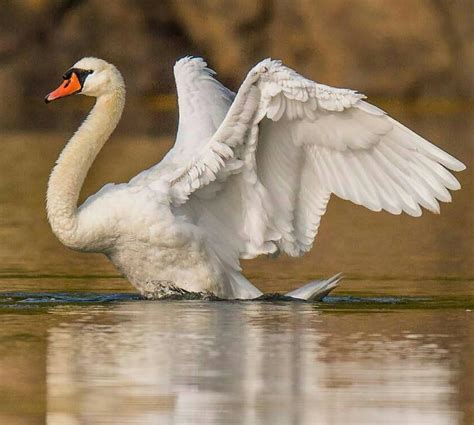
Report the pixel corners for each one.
[45,57,465,300]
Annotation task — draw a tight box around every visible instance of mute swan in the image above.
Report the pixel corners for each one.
[44,57,465,300]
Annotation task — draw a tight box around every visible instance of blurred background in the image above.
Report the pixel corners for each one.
[0,0,472,275]
[0,3,473,425]
[0,0,472,281]
[0,0,474,280]
[0,0,473,133]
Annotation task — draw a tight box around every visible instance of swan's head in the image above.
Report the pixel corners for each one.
[45,57,124,103]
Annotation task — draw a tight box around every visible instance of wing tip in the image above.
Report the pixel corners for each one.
[450,160,467,172]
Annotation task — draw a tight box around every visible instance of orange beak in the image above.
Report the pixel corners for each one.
[45,72,82,103]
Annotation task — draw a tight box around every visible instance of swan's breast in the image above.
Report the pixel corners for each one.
[108,230,228,297]
[78,182,231,297]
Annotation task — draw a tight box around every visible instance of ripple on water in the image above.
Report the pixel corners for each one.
[0,292,140,308]
[0,291,471,312]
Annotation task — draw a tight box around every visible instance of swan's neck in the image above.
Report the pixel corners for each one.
[47,88,125,248]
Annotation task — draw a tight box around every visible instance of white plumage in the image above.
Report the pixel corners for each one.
[45,56,465,300]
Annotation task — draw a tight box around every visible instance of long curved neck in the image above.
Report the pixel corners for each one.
[47,88,125,248]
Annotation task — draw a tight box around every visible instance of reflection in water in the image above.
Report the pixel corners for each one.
[46,302,460,425]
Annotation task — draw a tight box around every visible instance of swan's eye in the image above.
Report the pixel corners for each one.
[87,70,94,74]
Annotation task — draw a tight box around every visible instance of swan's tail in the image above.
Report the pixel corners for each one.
[284,273,343,301]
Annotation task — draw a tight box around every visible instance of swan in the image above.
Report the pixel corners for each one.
[44,57,465,301]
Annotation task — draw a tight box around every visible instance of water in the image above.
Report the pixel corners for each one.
[1,292,473,425]
[0,105,473,424]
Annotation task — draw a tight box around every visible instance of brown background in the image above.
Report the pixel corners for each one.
[0,0,473,133]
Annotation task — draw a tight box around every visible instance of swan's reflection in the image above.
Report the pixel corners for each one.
[46,302,459,424]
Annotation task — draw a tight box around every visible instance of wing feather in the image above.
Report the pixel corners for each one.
[173,57,235,155]
[168,58,465,258]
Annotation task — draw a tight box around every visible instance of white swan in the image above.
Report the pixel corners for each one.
[45,57,465,300]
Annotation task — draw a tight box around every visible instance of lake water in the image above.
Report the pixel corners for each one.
[0,104,473,424]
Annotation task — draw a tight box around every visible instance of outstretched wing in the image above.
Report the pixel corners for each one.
[169,59,465,258]
[173,56,235,156]
[130,56,236,189]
